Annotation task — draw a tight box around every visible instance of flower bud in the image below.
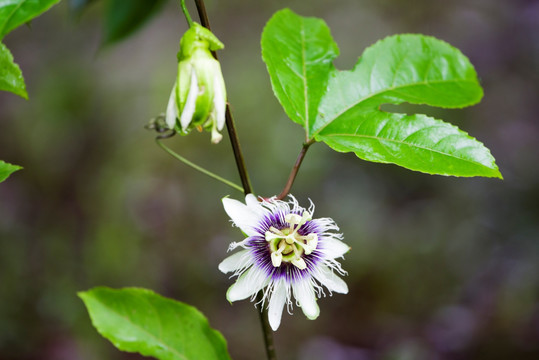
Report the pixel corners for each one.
[166,23,227,144]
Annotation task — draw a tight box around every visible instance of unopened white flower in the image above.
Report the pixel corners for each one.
[166,23,227,144]
[219,194,350,331]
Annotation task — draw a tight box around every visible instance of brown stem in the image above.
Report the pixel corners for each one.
[276,139,315,200]
[224,108,252,194]
[192,2,277,359]
[256,292,277,360]
[193,0,253,194]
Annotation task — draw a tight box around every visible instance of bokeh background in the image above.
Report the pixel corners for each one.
[1,0,538,359]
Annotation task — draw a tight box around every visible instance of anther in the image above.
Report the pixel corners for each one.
[291,257,307,270]
[285,213,302,226]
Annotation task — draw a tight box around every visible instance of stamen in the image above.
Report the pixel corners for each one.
[265,231,281,241]
[269,226,283,234]
[271,252,283,267]
[266,211,319,268]
[285,213,303,226]
[270,241,287,267]
[299,211,312,224]
[303,233,318,255]
[303,243,315,255]
[291,257,307,270]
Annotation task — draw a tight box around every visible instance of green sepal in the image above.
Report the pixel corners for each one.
[178,22,224,61]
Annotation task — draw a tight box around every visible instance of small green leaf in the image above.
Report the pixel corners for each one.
[317,111,502,178]
[0,42,27,98]
[261,8,339,136]
[0,0,61,40]
[0,160,22,183]
[103,0,167,46]
[79,287,231,360]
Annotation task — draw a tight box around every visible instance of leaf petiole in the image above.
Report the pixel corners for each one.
[276,139,315,200]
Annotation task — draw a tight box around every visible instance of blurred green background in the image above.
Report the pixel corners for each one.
[1,0,538,359]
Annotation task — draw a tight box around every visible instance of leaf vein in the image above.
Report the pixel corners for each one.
[0,0,26,38]
[400,125,449,143]
[95,296,188,360]
[389,50,411,88]
[301,20,309,133]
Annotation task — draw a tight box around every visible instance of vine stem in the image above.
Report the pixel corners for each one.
[180,0,194,27]
[191,1,275,359]
[193,0,253,195]
[276,139,315,200]
[156,138,243,193]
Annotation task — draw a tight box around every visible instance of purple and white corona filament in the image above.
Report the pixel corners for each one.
[219,194,350,330]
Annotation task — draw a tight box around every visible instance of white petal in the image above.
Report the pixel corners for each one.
[245,194,259,208]
[165,83,178,129]
[180,69,199,130]
[320,237,350,259]
[218,249,251,274]
[213,72,226,131]
[222,197,261,237]
[268,280,287,331]
[314,265,348,294]
[244,194,267,218]
[292,280,320,320]
[226,267,268,302]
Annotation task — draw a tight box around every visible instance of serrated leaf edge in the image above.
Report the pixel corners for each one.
[310,33,484,138]
[316,112,502,179]
[0,42,28,99]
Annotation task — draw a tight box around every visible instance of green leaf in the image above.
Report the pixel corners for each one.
[317,111,501,178]
[79,287,231,360]
[261,8,339,136]
[0,160,22,183]
[103,0,167,46]
[0,1,61,99]
[0,42,27,98]
[309,34,499,178]
[312,34,484,136]
[0,0,61,40]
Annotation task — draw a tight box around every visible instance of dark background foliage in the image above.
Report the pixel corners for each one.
[0,0,538,359]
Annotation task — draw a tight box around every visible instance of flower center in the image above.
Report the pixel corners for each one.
[264,211,318,270]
